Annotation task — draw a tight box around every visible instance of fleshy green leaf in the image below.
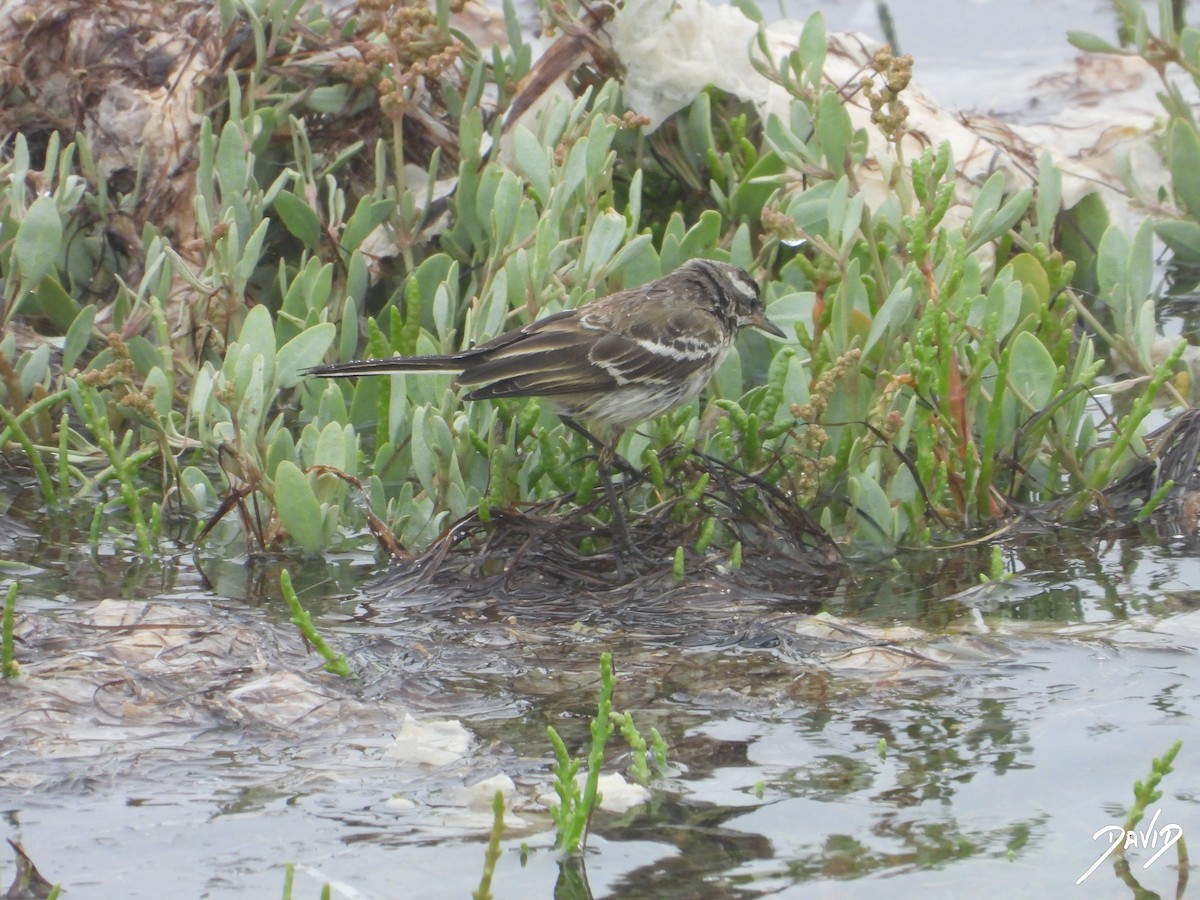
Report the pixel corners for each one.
[277,323,336,388]
[1169,118,1200,219]
[1008,330,1058,411]
[274,460,325,554]
[274,190,321,250]
[34,275,79,332]
[62,304,96,372]
[1066,30,1123,54]
[14,195,63,286]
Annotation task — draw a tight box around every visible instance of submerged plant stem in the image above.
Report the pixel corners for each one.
[0,403,55,503]
[2,582,17,677]
[279,568,353,677]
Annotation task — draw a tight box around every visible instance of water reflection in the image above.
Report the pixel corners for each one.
[0,502,1195,897]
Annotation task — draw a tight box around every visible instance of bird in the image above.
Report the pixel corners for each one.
[304,258,786,455]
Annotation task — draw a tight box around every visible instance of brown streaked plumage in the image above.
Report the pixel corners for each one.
[304,258,785,439]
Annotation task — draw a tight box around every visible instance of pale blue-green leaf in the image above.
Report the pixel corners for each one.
[189,366,217,439]
[764,112,814,168]
[180,466,217,512]
[18,344,50,396]
[1035,151,1062,246]
[446,481,471,518]
[215,120,249,194]
[297,421,320,475]
[679,209,722,261]
[490,170,521,247]
[1008,330,1058,411]
[1134,299,1157,368]
[1070,332,1097,387]
[799,11,827,86]
[235,218,271,288]
[832,258,863,348]
[1155,219,1200,263]
[62,304,96,372]
[730,222,754,270]
[513,125,551,201]
[825,177,851,244]
[125,336,158,377]
[273,190,321,249]
[988,277,1024,341]
[144,367,172,418]
[307,260,336,314]
[840,192,865,248]
[341,424,359,478]
[237,355,267,437]
[969,187,1032,250]
[388,378,410,445]
[585,118,617,189]
[1127,217,1155,313]
[862,285,914,358]
[480,268,508,340]
[1095,224,1129,306]
[817,89,851,173]
[342,198,395,253]
[715,344,743,401]
[1066,30,1123,53]
[314,419,347,470]
[411,406,435,496]
[967,171,1005,234]
[730,0,763,23]
[266,426,296,481]
[346,250,367,309]
[320,504,341,546]
[236,302,277,366]
[626,168,643,233]
[34,275,78,332]
[606,233,655,280]
[785,178,834,233]
[780,352,810,419]
[563,136,589,198]
[1183,27,1200,70]
[277,323,335,388]
[790,100,814,143]
[304,84,352,114]
[432,283,453,344]
[14,195,62,286]
[849,473,896,544]
[766,290,815,340]
[280,256,318,322]
[274,460,325,554]
[430,412,454,461]
[582,210,627,280]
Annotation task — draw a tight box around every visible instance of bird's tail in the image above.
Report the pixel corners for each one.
[303,356,462,378]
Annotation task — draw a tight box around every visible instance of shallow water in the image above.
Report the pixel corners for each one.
[780,0,1151,113]
[1,504,1196,898]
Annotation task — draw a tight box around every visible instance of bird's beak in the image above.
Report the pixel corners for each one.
[746,310,787,339]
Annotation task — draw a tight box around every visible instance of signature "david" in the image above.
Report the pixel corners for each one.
[1077,808,1185,885]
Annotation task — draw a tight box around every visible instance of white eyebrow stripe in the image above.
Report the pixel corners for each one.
[727,273,759,303]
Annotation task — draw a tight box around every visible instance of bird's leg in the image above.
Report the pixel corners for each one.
[599,449,631,568]
[596,439,654,567]
[560,417,641,481]
[558,418,650,567]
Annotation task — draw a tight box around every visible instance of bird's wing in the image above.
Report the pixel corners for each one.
[597,299,728,384]
[460,311,620,398]
[462,295,725,400]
